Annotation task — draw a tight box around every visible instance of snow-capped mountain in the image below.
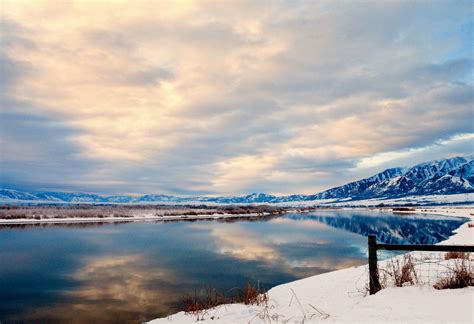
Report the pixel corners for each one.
[1,156,473,204]
[304,167,406,200]
[0,189,40,201]
[307,156,474,200]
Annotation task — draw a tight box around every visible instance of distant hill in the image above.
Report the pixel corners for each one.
[305,156,474,201]
[1,156,473,204]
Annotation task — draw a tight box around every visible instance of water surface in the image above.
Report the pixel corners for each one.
[0,210,466,323]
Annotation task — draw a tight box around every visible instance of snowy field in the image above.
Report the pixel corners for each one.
[270,193,474,207]
[149,206,474,323]
[0,205,298,225]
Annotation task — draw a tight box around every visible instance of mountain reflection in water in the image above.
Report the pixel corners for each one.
[286,211,467,244]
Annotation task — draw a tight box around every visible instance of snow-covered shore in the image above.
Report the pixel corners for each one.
[0,212,281,225]
[149,206,474,323]
[0,206,312,225]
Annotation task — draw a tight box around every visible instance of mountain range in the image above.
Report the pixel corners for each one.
[1,156,473,204]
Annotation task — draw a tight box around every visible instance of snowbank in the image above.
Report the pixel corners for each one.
[268,193,474,207]
[149,206,474,323]
[0,212,285,225]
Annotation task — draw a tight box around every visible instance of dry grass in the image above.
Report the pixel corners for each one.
[434,259,473,289]
[241,282,269,305]
[380,254,418,288]
[445,251,470,260]
[181,282,269,320]
[377,251,473,292]
[0,204,293,220]
[182,287,223,315]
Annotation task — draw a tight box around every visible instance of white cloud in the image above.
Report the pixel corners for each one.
[1,0,473,195]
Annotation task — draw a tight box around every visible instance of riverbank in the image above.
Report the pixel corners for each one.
[0,205,309,225]
[149,206,474,323]
[0,212,275,225]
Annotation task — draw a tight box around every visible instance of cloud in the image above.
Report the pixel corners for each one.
[188,218,367,277]
[0,106,106,192]
[1,0,473,194]
[15,254,180,322]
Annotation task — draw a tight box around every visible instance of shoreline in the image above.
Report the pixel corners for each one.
[1,205,471,225]
[149,206,474,323]
[0,209,316,225]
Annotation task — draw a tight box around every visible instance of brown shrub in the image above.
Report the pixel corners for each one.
[241,282,268,305]
[182,288,224,315]
[434,259,473,289]
[181,282,268,318]
[445,251,470,260]
[381,254,418,287]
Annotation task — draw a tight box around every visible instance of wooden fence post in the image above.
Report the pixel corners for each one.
[368,235,381,295]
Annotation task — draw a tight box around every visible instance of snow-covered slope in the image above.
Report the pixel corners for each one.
[309,157,474,200]
[0,189,39,201]
[1,156,473,204]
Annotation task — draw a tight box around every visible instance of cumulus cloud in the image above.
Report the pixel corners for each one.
[1,0,473,195]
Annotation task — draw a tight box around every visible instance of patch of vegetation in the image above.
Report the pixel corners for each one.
[379,254,418,288]
[181,282,269,320]
[434,259,473,289]
[445,251,470,260]
[0,204,295,221]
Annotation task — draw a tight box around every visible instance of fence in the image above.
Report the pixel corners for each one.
[368,235,474,295]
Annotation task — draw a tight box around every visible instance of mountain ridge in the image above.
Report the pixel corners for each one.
[1,156,473,204]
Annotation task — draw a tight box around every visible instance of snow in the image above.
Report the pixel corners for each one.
[334,286,473,323]
[320,193,474,206]
[261,193,474,208]
[0,212,277,225]
[417,207,473,246]
[149,206,474,323]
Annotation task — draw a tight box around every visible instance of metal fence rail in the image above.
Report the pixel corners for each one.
[368,235,474,295]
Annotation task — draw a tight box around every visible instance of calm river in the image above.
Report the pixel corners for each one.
[0,210,467,323]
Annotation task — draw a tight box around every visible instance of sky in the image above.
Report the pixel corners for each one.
[1,0,473,196]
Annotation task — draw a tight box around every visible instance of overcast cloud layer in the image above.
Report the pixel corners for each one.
[1,0,473,196]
